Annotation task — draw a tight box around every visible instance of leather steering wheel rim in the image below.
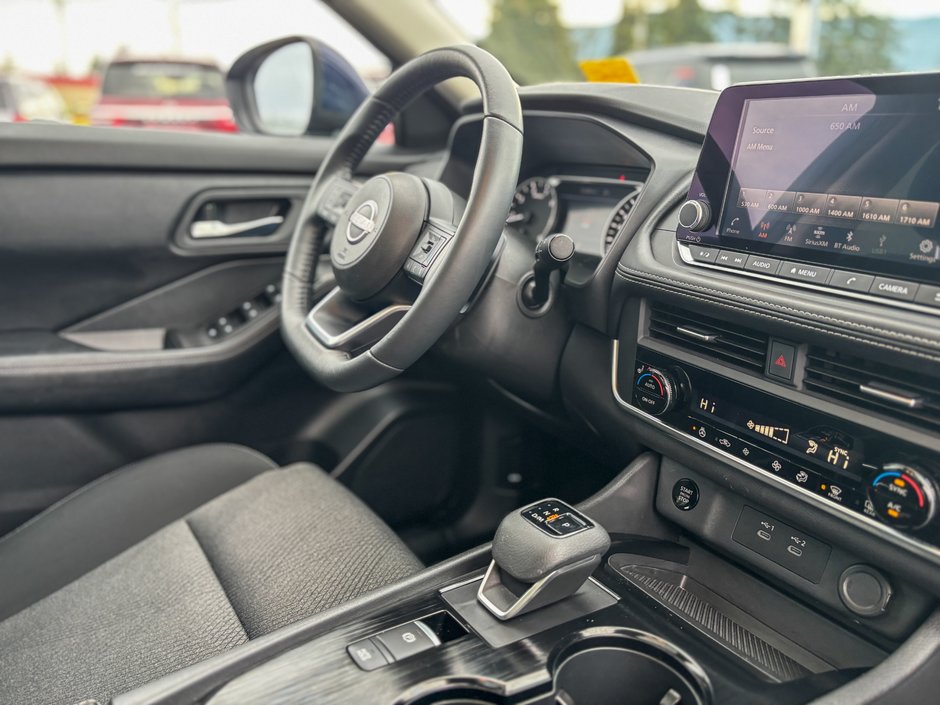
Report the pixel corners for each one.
[281,45,523,392]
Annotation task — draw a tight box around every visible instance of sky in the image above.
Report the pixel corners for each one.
[1,0,938,77]
[0,0,390,77]
[438,0,940,38]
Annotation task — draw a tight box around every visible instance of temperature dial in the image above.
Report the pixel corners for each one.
[868,463,936,530]
[634,366,680,416]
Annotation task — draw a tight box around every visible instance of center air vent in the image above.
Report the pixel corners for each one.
[805,348,940,433]
[648,304,769,373]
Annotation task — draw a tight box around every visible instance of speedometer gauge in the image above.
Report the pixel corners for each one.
[506,177,559,240]
[604,190,640,252]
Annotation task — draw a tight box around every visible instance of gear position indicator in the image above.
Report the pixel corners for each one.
[521,499,593,537]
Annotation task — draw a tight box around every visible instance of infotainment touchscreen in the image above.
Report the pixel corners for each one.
[719,93,940,277]
[679,74,940,288]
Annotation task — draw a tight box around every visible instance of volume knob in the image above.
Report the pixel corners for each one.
[678,199,712,232]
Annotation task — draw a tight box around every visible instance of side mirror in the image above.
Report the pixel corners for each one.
[227,36,369,136]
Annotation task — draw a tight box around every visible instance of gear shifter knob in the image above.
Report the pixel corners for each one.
[477,498,610,620]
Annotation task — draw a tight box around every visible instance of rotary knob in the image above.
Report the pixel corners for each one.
[868,463,936,530]
[678,199,712,232]
[633,366,680,416]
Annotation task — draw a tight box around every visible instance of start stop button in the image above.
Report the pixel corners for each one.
[672,478,700,511]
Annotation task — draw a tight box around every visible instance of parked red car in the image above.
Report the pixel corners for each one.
[91,58,238,132]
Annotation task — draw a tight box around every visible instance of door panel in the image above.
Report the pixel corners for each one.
[0,123,442,533]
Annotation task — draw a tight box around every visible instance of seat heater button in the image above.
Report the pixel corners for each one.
[375,621,436,661]
[347,638,389,671]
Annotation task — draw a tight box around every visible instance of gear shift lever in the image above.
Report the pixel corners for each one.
[477,498,610,620]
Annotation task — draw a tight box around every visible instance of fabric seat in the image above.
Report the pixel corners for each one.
[0,444,422,705]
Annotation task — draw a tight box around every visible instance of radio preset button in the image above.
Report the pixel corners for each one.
[778,262,833,284]
[744,254,781,275]
[715,250,748,269]
[829,270,875,293]
[869,277,919,302]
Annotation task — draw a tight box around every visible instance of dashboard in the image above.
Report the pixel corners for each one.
[447,80,940,647]
[505,170,642,256]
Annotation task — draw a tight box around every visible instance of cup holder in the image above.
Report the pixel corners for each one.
[397,629,709,705]
[551,629,710,705]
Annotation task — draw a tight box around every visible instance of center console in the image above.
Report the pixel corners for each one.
[158,483,882,705]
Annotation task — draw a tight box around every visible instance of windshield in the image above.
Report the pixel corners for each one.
[436,0,937,89]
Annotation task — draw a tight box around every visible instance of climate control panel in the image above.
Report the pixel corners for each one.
[627,348,940,550]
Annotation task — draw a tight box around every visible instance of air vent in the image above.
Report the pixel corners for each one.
[805,347,940,433]
[648,304,769,373]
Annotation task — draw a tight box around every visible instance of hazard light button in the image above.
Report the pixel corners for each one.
[767,340,797,382]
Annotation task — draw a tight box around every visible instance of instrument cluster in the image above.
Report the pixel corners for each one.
[506,172,643,256]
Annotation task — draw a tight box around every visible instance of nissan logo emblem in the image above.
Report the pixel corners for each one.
[346,200,378,244]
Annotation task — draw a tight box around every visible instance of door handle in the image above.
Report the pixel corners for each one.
[190,215,285,239]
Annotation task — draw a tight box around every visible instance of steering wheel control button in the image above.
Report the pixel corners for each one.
[522,499,592,537]
[829,270,875,293]
[347,638,390,671]
[778,262,832,284]
[678,199,712,232]
[767,340,797,382]
[732,506,831,583]
[406,221,454,283]
[374,621,438,661]
[839,565,892,617]
[869,276,919,302]
[715,250,747,269]
[744,254,781,275]
[672,479,700,511]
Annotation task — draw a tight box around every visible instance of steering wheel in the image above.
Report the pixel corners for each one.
[281,45,523,392]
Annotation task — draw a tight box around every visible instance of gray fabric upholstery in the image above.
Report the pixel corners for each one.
[0,523,248,705]
[0,443,277,623]
[188,464,423,638]
[0,451,422,705]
